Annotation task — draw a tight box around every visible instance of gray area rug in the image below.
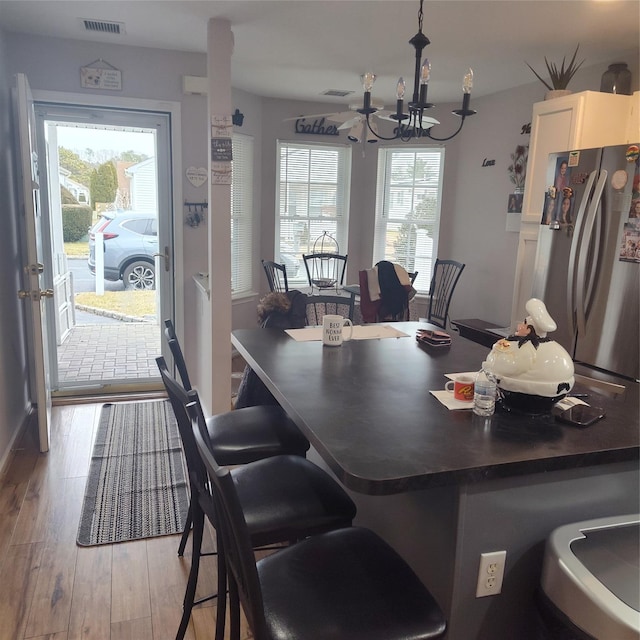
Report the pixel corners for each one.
[77,400,189,546]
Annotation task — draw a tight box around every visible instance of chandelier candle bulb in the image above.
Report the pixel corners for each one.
[463,68,473,92]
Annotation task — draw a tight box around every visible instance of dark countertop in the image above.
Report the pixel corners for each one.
[232,322,639,495]
[451,318,507,348]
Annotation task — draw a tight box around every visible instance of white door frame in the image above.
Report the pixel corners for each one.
[14,74,52,452]
[32,90,184,355]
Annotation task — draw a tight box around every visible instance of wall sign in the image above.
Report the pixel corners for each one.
[482,158,496,167]
[80,59,122,91]
[211,115,233,184]
[186,166,208,187]
[211,138,233,162]
[294,117,339,136]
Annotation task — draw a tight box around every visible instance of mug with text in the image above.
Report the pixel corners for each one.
[322,315,353,347]
[445,375,475,402]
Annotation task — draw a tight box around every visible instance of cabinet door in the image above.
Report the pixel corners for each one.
[521,101,577,224]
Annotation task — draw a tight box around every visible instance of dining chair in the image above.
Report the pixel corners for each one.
[192,409,447,640]
[358,263,414,323]
[409,270,419,284]
[164,319,193,390]
[427,259,466,329]
[172,395,356,640]
[236,291,308,409]
[305,293,355,324]
[261,259,289,292]
[159,325,311,556]
[302,252,348,292]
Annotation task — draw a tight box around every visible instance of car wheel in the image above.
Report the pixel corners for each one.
[123,261,155,290]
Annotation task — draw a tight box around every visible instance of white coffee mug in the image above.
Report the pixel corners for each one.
[322,315,353,347]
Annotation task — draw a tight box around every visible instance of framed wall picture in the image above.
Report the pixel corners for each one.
[80,59,122,91]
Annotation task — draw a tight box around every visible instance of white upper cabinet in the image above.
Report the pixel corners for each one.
[511,90,638,326]
[522,91,637,225]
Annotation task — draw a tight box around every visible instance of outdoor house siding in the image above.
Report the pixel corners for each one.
[126,158,157,213]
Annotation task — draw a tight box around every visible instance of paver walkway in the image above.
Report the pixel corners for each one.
[57,322,161,385]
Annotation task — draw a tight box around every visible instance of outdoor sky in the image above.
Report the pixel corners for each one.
[55,125,156,158]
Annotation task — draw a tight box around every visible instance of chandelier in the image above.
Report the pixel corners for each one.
[357,0,476,142]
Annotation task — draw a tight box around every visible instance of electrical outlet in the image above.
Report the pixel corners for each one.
[475,550,506,597]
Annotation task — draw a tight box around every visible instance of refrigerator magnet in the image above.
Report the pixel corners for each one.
[611,170,628,190]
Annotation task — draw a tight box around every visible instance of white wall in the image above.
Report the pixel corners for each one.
[0,29,31,469]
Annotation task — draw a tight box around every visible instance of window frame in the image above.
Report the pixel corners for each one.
[275,140,352,285]
[372,146,445,295]
[231,132,254,298]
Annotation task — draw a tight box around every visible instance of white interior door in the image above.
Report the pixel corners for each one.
[14,73,52,453]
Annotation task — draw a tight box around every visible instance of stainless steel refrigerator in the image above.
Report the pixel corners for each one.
[531,143,639,382]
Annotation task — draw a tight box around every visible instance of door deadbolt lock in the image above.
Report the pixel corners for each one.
[18,288,54,301]
[26,263,45,275]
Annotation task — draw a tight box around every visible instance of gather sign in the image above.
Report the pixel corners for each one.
[294,117,339,136]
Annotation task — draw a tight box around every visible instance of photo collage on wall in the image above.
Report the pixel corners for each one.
[619,149,640,263]
[541,156,574,226]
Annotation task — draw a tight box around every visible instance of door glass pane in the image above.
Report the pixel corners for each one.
[35,104,173,395]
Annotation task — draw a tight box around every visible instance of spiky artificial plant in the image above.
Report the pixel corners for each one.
[526,44,585,91]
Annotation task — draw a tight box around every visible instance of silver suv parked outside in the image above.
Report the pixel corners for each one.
[88,211,158,290]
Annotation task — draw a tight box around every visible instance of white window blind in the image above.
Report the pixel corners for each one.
[275,141,351,284]
[231,133,254,295]
[373,147,445,294]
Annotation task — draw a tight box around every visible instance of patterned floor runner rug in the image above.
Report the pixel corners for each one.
[77,400,189,546]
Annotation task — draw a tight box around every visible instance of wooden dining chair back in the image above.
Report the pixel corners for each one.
[427,259,466,329]
[305,293,355,325]
[192,407,447,640]
[160,357,346,640]
[191,412,263,640]
[261,259,289,292]
[156,355,213,557]
[303,252,348,292]
[163,318,193,391]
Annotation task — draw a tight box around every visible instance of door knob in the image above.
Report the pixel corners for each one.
[17,288,54,300]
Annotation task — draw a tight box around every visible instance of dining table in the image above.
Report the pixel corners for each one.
[231,321,639,640]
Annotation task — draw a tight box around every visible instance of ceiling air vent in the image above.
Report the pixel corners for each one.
[81,19,126,35]
[321,89,354,98]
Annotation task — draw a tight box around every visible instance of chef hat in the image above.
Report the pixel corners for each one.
[525,298,557,337]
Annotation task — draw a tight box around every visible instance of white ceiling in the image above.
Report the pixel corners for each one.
[1,1,638,106]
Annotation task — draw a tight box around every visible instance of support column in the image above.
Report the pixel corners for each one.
[207,18,233,413]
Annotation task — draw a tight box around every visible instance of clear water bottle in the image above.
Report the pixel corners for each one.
[473,369,497,417]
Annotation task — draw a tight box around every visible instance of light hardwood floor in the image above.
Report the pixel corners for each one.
[0,402,252,640]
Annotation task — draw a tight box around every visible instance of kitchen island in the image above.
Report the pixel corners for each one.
[232,322,639,639]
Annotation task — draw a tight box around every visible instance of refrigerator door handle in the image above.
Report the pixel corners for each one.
[575,170,607,338]
[566,170,597,337]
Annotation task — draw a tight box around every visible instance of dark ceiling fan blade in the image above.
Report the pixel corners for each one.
[376,112,440,128]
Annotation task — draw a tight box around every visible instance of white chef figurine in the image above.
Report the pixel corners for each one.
[484,298,574,409]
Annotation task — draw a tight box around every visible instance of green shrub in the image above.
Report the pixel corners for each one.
[62,204,93,242]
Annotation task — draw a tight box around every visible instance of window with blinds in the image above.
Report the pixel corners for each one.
[373,147,445,294]
[231,133,254,296]
[275,141,351,284]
